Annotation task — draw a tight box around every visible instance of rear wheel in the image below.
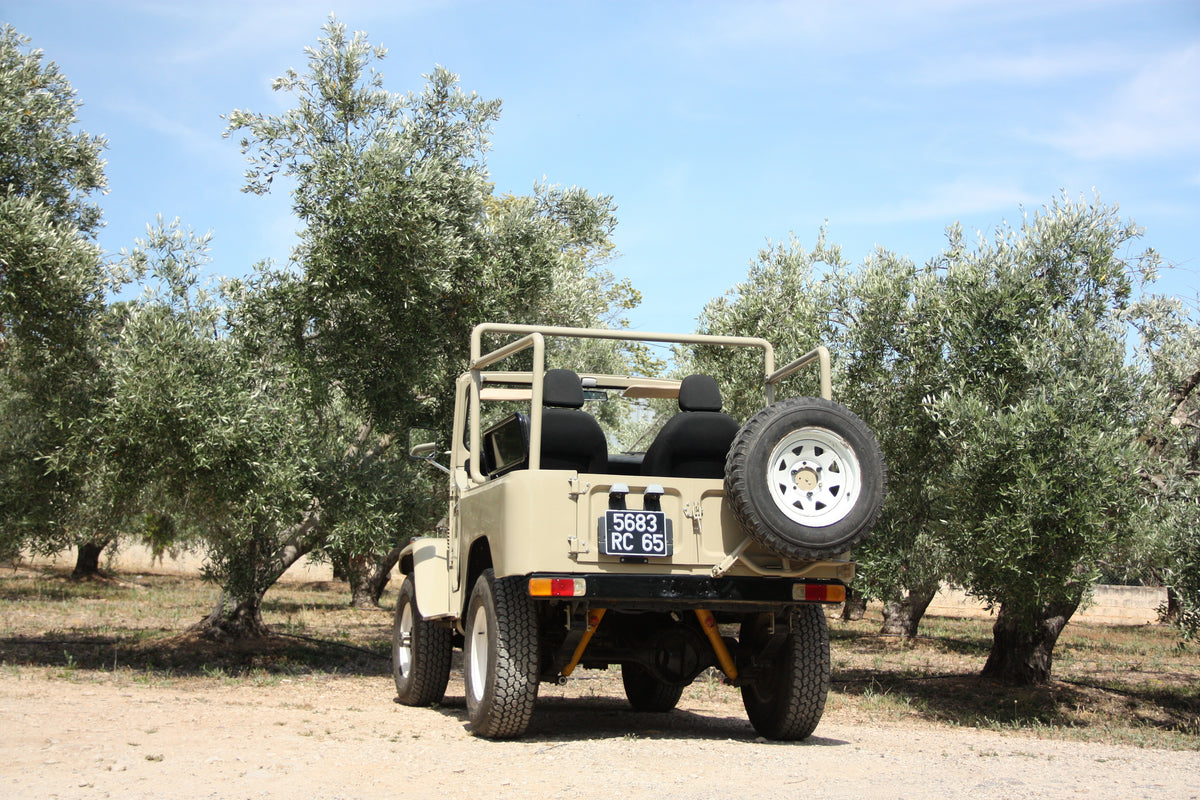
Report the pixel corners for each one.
[392,576,453,706]
[740,605,830,740]
[621,663,684,712]
[463,570,540,738]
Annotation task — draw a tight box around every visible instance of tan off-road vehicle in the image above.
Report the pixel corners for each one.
[394,323,886,740]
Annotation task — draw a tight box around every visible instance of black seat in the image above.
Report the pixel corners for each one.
[539,369,608,473]
[641,374,740,479]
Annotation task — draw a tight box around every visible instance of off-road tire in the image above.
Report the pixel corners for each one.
[740,605,830,740]
[463,569,540,739]
[726,397,886,559]
[392,576,453,706]
[621,663,685,712]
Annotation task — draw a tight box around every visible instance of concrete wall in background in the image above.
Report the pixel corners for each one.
[22,543,335,583]
[926,584,1169,626]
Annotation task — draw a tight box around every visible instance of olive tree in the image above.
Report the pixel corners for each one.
[209,18,626,619]
[931,198,1152,684]
[693,233,951,636]
[832,250,952,636]
[0,25,109,568]
[1132,294,1200,636]
[92,221,314,634]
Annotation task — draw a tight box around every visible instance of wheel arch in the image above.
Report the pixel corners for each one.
[463,537,495,618]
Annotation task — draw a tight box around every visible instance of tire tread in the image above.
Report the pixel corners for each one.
[393,576,453,707]
[741,605,830,740]
[466,571,540,739]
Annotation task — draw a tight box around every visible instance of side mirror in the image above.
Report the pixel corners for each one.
[407,428,449,474]
[407,427,438,458]
[410,441,438,459]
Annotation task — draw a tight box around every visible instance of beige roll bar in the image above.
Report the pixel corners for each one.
[464,324,833,482]
[767,346,832,402]
[471,323,776,373]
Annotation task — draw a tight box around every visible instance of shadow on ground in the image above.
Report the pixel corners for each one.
[832,668,1200,737]
[0,630,393,678]
[405,687,851,745]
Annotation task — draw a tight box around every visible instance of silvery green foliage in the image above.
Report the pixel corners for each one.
[0,25,106,236]
[930,197,1152,633]
[0,26,108,556]
[830,249,951,621]
[224,18,619,431]
[1131,294,1200,636]
[694,231,950,628]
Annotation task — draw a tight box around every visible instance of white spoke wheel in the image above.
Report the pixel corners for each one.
[392,576,452,706]
[726,397,886,560]
[463,569,540,739]
[767,427,862,527]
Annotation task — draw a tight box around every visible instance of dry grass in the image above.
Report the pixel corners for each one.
[1,564,1197,749]
[0,566,391,680]
[827,610,1200,749]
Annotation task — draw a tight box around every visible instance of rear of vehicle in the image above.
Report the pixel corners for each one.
[394,324,886,739]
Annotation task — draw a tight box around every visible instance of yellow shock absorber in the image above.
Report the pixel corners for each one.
[695,608,739,681]
[560,608,606,679]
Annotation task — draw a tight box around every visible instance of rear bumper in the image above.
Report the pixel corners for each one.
[526,573,845,613]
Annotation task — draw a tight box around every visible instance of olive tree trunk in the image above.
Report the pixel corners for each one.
[190,518,319,640]
[980,598,1081,685]
[347,546,402,608]
[72,539,110,578]
[840,585,867,621]
[196,590,271,639]
[879,583,938,637]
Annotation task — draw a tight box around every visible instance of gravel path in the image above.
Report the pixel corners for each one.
[3,669,1197,800]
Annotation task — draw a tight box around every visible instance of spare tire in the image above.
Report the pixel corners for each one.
[725,397,886,560]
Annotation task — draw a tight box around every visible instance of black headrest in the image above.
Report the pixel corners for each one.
[678,374,723,412]
[543,368,585,409]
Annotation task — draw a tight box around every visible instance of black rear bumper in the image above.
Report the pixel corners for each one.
[526,573,845,614]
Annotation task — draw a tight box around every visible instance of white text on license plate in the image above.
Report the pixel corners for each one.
[600,510,672,557]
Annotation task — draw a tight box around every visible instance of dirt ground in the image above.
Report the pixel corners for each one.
[3,665,1197,800]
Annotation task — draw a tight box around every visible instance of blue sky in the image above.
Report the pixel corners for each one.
[5,0,1198,336]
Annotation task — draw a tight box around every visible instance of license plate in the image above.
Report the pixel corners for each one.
[599,510,673,557]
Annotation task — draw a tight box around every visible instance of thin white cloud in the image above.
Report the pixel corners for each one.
[847,179,1036,226]
[671,0,1107,56]
[108,99,226,159]
[1045,42,1200,159]
[913,47,1129,86]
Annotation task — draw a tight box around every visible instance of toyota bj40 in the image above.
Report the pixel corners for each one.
[394,323,886,740]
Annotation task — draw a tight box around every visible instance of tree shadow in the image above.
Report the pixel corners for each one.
[0,566,387,677]
[829,625,992,658]
[832,668,1200,736]
[0,630,393,678]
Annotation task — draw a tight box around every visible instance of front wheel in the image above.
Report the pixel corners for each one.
[392,576,453,706]
[621,663,684,712]
[740,605,830,740]
[463,569,540,738]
